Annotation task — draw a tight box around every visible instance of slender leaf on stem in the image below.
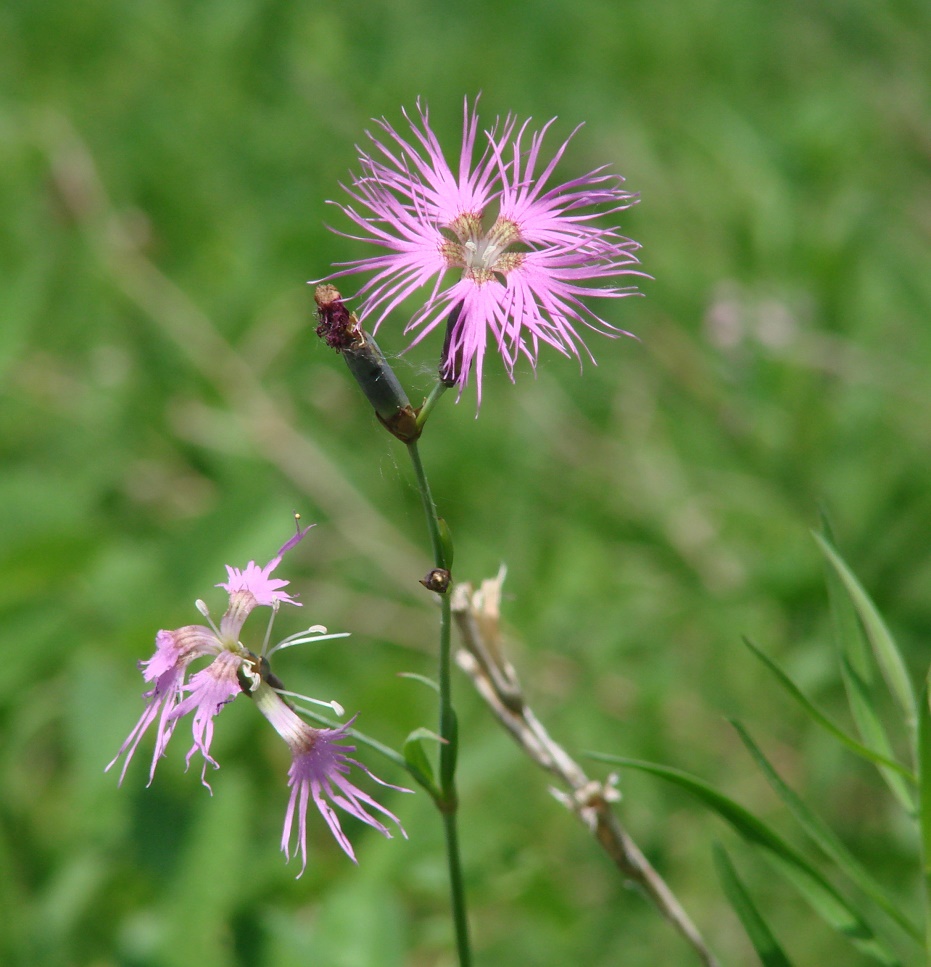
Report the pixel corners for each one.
[398,672,441,693]
[438,517,454,569]
[741,638,914,782]
[814,532,917,735]
[590,754,902,965]
[917,682,931,958]
[403,728,443,798]
[440,705,458,791]
[712,842,794,967]
[730,720,921,943]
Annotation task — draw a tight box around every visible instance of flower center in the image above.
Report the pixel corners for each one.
[443,212,525,283]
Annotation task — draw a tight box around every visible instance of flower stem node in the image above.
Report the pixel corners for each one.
[376,404,421,444]
[420,567,452,594]
[315,284,420,441]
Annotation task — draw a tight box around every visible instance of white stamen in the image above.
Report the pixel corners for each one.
[276,689,346,718]
[195,599,223,639]
[241,660,261,692]
[267,627,350,657]
[259,600,281,658]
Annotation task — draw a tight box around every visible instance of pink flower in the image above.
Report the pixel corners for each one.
[107,527,312,785]
[108,525,406,868]
[105,628,198,785]
[170,651,244,787]
[325,98,644,403]
[218,527,309,607]
[252,683,409,875]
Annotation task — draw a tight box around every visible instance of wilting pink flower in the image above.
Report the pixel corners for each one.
[253,682,409,874]
[108,525,407,867]
[107,526,313,785]
[325,97,644,402]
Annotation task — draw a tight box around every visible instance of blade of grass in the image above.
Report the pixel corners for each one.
[590,754,901,966]
[819,512,868,678]
[730,719,921,943]
[918,682,931,958]
[840,655,916,815]
[816,529,916,813]
[741,637,914,782]
[814,532,917,735]
[712,842,794,967]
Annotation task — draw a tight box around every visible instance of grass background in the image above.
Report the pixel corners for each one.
[2,0,930,964]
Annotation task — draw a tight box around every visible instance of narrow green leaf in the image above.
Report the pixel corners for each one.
[917,681,931,955]
[590,753,901,966]
[815,530,916,812]
[440,705,458,789]
[840,655,916,815]
[741,637,914,782]
[819,510,867,678]
[398,672,440,693]
[712,842,794,967]
[405,726,445,745]
[402,729,442,798]
[437,517,454,570]
[814,532,917,733]
[730,720,921,942]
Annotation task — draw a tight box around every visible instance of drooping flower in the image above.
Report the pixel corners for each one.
[106,526,315,785]
[324,97,644,403]
[252,681,409,875]
[107,524,408,867]
[169,650,244,787]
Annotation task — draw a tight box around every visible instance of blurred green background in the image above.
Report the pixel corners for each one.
[2,0,930,964]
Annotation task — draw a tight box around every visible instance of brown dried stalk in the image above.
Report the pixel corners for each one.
[452,569,720,967]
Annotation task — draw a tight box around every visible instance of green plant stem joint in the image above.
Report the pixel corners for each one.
[376,405,421,443]
[436,789,460,815]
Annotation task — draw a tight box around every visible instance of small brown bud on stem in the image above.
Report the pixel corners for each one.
[420,568,452,594]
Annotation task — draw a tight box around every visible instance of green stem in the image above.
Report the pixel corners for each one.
[406,439,449,570]
[406,437,471,967]
[917,684,931,963]
[415,379,451,434]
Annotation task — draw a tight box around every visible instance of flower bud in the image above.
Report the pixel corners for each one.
[314,285,420,442]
